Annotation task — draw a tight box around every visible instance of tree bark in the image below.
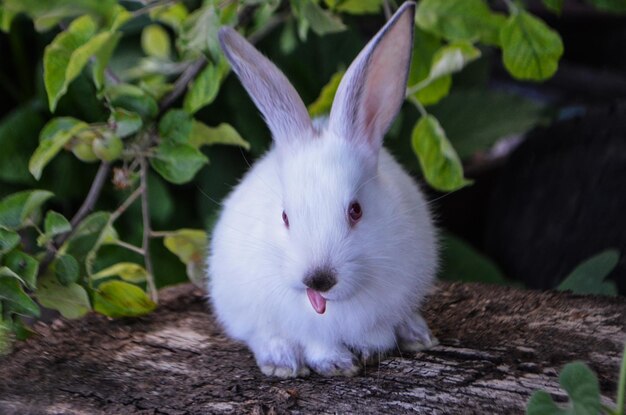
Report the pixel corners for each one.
[1,283,624,414]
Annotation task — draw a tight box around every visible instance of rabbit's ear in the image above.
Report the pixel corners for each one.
[329,2,415,155]
[219,28,313,144]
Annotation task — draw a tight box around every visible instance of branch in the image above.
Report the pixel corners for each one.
[38,162,111,276]
[140,158,158,303]
[157,9,289,115]
[69,162,111,229]
[158,58,207,115]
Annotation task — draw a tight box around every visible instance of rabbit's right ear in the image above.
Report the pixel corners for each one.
[219,28,313,145]
[329,2,415,158]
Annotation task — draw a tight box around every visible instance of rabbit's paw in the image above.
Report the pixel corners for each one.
[395,312,439,352]
[253,338,309,378]
[306,346,361,377]
[259,364,310,378]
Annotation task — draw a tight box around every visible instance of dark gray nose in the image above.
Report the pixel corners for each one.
[303,268,337,292]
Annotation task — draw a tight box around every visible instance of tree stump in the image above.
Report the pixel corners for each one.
[1,283,624,414]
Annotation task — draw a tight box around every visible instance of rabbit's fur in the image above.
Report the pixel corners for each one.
[208,2,437,378]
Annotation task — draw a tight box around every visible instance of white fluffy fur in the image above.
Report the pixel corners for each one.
[209,2,437,378]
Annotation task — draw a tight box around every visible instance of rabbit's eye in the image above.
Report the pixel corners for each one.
[282,210,289,228]
[348,201,362,226]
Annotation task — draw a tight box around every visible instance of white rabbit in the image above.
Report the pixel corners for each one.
[208,1,437,378]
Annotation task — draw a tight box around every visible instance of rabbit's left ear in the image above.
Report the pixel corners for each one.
[219,27,313,145]
[329,2,415,155]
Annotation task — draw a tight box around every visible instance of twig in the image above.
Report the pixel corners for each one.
[158,58,207,114]
[109,185,144,223]
[150,230,172,238]
[114,240,145,256]
[38,162,111,276]
[139,158,158,303]
[131,0,175,18]
[383,0,392,20]
[70,162,111,229]
[247,11,290,45]
[157,9,289,115]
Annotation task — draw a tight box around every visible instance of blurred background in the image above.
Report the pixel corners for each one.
[0,0,624,302]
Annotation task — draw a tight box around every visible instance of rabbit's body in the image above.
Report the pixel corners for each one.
[209,2,437,377]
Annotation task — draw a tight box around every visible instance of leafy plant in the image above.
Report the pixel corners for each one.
[0,0,579,351]
[558,250,619,296]
[526,342,626,415]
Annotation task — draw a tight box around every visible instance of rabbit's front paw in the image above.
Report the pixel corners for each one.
[306,347,361,377]
[395,312,438,352]
[253,338,308,378]
[259,364,310,378]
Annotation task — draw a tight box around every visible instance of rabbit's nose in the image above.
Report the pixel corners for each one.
[303,268,337,292]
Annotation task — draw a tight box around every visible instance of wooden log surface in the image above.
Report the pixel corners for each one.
[1,283,624,414]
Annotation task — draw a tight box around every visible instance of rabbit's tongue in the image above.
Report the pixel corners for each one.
[306,288,326,314]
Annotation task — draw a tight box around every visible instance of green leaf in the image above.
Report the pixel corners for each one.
[430,89,545,159]
[412,77,452,107]
[557,250,619,296]
[44,211,71,237]
[279,19,298,54]
[178,3,221,60]
[43,15,114,111]
[53,254,80,285]
[106,84,159,119]
[411,115,472,192]
[163,229,207,286]
[585,0,626,13]
[92,262,148,283]
[0,228,20,255]
[408,41,480,106]
[189,121,250,150]
[94,280,156,318]
[500,11,563,81]
[5,251,39,290]
[0,190,54,230]
[150,142,209,184]
[62,211,110,263]
[2,0,118,32]
[29,117,89,180]
[326,0,382,14]
[0,319,12,355]
[543,0,564,14]
[183,61,222,115]
[0,275,40,318]
[92,131,123,162]
[559,362,602,414]
[163,229,207,264]
[92,31,121,92]
[4,0,118,31]
[415,0,506,46]
[308,70,344,117]
[149,3,189,33]
[110,108,143,138]
[408,28,442,87]
[106,4,131,31]
[159,109,193,144]
[440,233,507,284]
[141,24,171,59]
[301,0,346,36]
[68,129,99,163]
[36,275,91,319]
[527,390,566,415]
[1,6,17,32]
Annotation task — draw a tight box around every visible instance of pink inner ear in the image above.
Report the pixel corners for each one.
[359,14,413,147]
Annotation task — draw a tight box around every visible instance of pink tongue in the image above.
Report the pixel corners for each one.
[306,288,327,314]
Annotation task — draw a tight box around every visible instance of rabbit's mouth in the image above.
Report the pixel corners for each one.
[306,288,327,314]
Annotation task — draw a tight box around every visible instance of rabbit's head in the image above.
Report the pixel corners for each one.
[218,2,416,314]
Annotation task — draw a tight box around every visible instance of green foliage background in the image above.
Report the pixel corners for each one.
[0,0,620,351]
